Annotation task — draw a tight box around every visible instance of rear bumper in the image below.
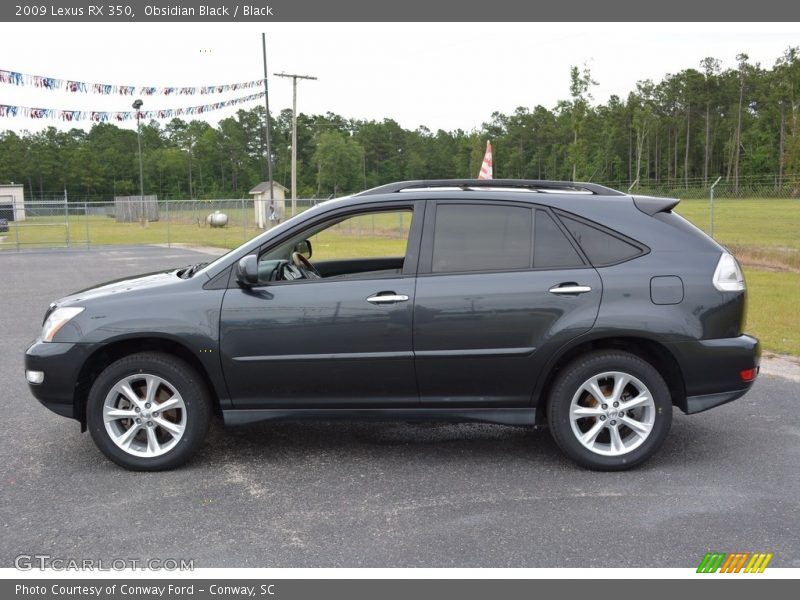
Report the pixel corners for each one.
[667,334,760,415]
[684,387,754,415]
[25,340,97,420]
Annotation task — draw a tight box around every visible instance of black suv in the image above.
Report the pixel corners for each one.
[25,180,760,471]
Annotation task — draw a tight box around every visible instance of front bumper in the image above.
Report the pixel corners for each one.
[667,334,761,414]
[25,340,97,420]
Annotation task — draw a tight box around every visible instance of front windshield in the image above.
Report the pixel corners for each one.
[186,248,232,277]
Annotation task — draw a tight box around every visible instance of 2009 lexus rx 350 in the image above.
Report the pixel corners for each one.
[25,179,760,471]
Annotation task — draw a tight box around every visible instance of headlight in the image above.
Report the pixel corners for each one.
[41,307,84,342]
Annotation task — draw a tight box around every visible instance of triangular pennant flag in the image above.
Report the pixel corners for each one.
[478,141,493,179]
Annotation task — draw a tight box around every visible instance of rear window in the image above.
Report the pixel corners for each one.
[558,214,644,266]
[432,204,532,273]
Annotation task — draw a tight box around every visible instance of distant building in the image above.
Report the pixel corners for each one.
[249,181,288,229]
[0,184,26,221]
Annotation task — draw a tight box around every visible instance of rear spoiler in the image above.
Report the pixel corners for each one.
[632,195,680,216]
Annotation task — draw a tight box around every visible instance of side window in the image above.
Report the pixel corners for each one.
[533,209,584,268]
[308,210,411,261]
[432,204,532,273]
[257,208,413,283]
[558,213,644,266]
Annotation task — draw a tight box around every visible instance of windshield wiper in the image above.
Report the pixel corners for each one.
[178,262,209,279]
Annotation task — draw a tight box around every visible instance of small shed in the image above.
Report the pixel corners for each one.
[114,195,159,222]
[249,181,287,229]
[0,184,26,221]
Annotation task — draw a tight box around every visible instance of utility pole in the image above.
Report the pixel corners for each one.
[274,71,317,216]
[261,33,274,205]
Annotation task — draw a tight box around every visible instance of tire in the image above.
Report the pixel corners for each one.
[86,352,211,471]
[547,350,672,471]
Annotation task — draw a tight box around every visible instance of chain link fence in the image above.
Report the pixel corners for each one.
[0,198,321,251]
[595,175,800,199]
[2,176,799,251]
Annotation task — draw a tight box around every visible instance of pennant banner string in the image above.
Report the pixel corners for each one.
[0,92,267,122]
[0,68,264,96]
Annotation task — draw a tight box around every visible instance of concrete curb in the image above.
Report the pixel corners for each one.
[760,353,800,383]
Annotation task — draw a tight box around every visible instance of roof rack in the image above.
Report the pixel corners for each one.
[355,179,625,197]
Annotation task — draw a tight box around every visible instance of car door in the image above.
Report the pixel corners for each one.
[413,200,602,406]
[220,201,424,409]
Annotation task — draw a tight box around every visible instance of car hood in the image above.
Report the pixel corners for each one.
[55,269,187,306]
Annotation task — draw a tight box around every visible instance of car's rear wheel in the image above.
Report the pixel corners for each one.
[86,352,211,471]
[547,350,672,470]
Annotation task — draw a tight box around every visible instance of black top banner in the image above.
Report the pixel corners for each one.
[3,0,800,21]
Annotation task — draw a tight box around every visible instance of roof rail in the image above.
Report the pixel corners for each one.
[355,179,626,197]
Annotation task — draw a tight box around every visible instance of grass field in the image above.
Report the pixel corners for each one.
[743,268,800,356]
[676,198,800,271]
[1,198,797,355]
[675,198,799,355]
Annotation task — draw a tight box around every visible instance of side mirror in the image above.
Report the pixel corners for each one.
[294,239,312,259]
[236,255,259,286]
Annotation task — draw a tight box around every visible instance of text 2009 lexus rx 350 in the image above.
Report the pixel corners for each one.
[25,179,760,471]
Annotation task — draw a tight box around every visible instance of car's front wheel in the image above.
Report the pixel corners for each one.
[86,352,211,471]
[547,350,672,470]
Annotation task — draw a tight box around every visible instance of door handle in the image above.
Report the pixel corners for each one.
[548,284,592,295]
[367,293,409,304]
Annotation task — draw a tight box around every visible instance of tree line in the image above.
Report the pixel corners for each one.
[1,47,798,200]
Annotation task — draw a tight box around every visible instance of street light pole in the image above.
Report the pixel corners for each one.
[261,33,274,206]
[132,99,145,201]
[274,72,317,216]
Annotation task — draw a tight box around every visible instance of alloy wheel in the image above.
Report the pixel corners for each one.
[568,371,656,456]
[102,373,187,457]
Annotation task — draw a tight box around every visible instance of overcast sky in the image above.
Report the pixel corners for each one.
[1,22,798,135]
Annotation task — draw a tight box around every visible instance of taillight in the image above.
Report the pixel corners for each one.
[713,252,745,292]
[740,368,758,382]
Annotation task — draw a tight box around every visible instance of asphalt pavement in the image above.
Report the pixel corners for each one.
[1,246,798,568]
